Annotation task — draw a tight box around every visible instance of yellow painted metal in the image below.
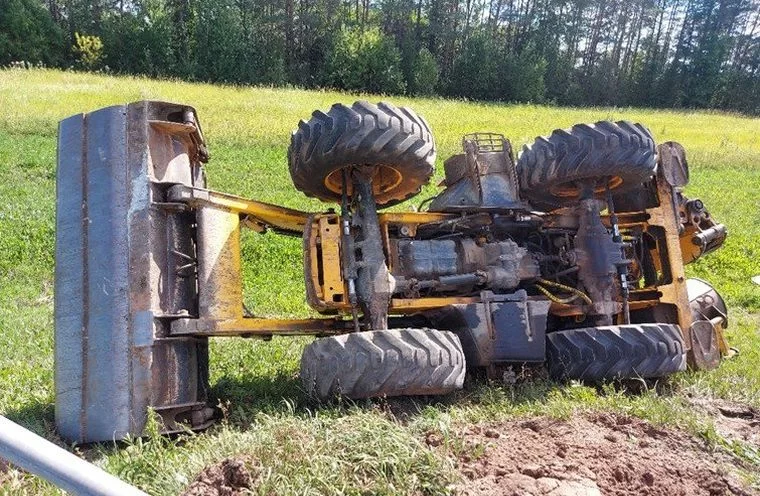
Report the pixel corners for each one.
[645,178,693,335]
[303,214,350,312]
[390,296,481,311]
[305,216,325,306]
[318,216,345,306]
[379,211,455,224]
[167,189,356,339]
[169,185,311,234]
[197,205,244,320]
[679,224,703,264]
[380,211,457,238]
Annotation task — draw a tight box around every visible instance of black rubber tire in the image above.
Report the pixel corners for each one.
[288,101,436,208]
[516,121,656,211]
[546,324,686,381]
[300,328,465,400]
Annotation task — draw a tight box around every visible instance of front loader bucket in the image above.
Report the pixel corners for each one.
[55,101,214,443]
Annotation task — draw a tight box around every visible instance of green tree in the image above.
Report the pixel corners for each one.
[412,48,440,95]
[446,32,503,100]
[0,0,757,114]
[503,46,547,103]
[73,32,104,70]
[0,0,65,66]
[98,1,175,77]
[327,27,407,94]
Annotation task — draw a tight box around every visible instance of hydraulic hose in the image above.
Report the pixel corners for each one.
[536,278,593,305]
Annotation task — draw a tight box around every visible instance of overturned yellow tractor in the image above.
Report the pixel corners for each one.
[54,101,728,442]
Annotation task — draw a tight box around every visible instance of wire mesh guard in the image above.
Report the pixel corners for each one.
[463,132,507,152]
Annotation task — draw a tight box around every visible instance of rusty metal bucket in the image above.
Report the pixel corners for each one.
[55,101,214,443]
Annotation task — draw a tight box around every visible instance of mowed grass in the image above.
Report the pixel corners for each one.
[0,68,759,495]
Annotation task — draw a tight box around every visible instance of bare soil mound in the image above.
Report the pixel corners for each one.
[182,456,257,496]
[446,414,756,496]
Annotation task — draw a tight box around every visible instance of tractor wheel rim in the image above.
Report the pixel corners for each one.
[549,176,624,199]
[324,165,404,198]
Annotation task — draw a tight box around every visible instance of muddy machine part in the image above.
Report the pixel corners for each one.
[573,196,629,326]
[429,133,530,212]
[426,291,551,367]
[55,102,214,443]
[686,278,729,370]
[351,167,393,331]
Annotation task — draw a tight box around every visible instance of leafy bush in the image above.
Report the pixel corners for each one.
[327,27,406,95]
[502,45,547,103]
[447,33,546,103]
[446,32,503,100]
[73,33,104,70]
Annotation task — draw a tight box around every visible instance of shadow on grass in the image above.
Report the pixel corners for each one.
[209,372,308,425]
[3,399,55,437]
[206,364,594,427]
[1,399,78,460]
[3,368,687,449]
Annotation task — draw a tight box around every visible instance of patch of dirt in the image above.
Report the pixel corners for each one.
[689,397,760,447]
[181,456,258,496]
[442,414,755,496]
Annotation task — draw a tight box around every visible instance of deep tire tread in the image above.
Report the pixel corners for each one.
[288,101,436,208]
[301,328,465,400]
[516,121,656,210]
[546,324,686,381]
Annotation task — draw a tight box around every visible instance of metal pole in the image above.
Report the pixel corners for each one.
[0,415,148,496]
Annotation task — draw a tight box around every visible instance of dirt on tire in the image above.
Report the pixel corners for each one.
[445,413,755,496]
[546,323,687,381]
[181,456,258,496]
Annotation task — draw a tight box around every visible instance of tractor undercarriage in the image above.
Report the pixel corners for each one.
[54,100,729,442]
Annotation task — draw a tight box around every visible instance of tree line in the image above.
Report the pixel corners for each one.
[1,0,759,114]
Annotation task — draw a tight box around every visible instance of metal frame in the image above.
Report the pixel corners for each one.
[166,163,714,343]
[164,184,354,338]
[162,182,486,338]
[55,101,215,443]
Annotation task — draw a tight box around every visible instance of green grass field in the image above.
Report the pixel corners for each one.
[1,68,759,495]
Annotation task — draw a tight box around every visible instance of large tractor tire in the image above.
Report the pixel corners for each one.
[288,101,436,208]
[516,121,656,211]
[300,328,465,401]
[546,324,686,381]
